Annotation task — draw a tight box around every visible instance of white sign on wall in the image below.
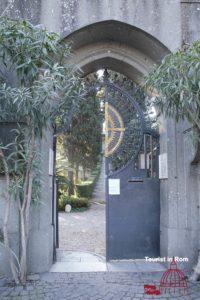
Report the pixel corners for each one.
[49,148,54,176]
[159,153,168,179]
[108,179,120,195]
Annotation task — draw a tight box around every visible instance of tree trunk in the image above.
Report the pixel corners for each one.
[68,170,74,196]
[75,165,79,183]
[20,171,33,284]
[83,168,86,181]
[19,129,35,284]
[19,209,27,284]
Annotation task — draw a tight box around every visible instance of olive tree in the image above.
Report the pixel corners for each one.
[0,17,84,284]
[146,41,200,139]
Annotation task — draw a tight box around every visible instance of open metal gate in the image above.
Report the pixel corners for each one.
[103,81,160,260]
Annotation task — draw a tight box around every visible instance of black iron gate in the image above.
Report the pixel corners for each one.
[102,81,160,260]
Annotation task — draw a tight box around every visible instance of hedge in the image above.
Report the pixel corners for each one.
[58,194,90,211]
[75,181,94,198]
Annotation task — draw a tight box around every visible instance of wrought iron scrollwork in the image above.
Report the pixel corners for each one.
[104,83,144,174]
[84,70,159,176]
[104,103,125,157]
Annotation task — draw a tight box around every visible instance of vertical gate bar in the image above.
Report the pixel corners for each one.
[104,83,110,261]
[52,134,57,262]
[144,134,147,174]
[105,156,109,261]
[105,101,108,158]
[156,137,160,177]
[150,135,153,178]
[56,178,59,248]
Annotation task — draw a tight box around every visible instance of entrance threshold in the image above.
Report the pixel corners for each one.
[50,250,166,273]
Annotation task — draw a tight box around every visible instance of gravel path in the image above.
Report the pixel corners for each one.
[59,202,106,256]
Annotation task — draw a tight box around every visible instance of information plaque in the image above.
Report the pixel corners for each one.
[49,149,54,176]
[108,179,120,195]
[159,153,168,179]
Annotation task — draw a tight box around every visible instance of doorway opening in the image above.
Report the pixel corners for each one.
[56,70,106,265]
[53,68,160,271]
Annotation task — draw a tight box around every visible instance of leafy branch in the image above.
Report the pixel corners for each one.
[0,17,85,284]
[146,41,200,138]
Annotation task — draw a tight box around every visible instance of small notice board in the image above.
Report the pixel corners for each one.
[108,179,120,195]
[159,153,168,179]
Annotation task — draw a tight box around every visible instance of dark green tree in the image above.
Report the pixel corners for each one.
[0,17,84,284]
[61,93,103,182]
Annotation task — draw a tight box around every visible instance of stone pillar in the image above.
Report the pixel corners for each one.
[28,0,62,273]
[28,130,55,273]
[160,0,200,272]
[181,0,200,44]
[181,0,200,271]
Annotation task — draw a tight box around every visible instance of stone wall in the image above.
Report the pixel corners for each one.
[1,0,182,50]
[0,179,19,276]
[1,0,41,24]
[60,0,182,51]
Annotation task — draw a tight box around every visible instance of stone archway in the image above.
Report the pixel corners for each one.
[54,20,171,262]
[23,19,198,275]
[62,20,170,82]
[8,19,197,276]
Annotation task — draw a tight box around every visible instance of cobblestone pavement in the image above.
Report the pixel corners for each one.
[59,202,105,256]
[0,271,200,300]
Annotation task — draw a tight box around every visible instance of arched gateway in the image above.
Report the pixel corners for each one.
[52,21,169,262]
[50,20,198,272]
[0,3,199,275]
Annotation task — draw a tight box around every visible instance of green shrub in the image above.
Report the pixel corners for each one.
[57,174,70,192]
[57,174,75,198]
[58,194,90,211]
[90,158,102,183]
[75,181,94,198]
[75,160,102,198]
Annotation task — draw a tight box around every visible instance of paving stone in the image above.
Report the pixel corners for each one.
[0,272,200,300]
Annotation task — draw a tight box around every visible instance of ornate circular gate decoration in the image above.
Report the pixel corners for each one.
[84,72,146,175]
[104,83,144,174]
[105,102,125,157]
